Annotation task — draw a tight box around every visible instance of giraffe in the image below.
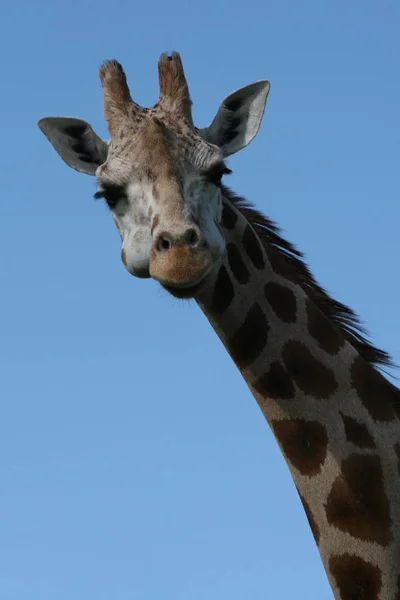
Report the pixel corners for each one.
[38,53,400,600]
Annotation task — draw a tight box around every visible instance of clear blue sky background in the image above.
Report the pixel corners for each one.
[1,1,399,599]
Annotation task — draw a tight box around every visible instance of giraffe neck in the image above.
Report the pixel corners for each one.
[195,193,400,600]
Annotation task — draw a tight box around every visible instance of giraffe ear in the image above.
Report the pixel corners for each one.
[198,81,270,157]
[38,117,108,176]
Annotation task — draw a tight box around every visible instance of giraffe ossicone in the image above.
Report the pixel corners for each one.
[38,52,400,600]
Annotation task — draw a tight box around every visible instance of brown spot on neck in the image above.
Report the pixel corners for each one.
[306,298,344,355]
[227,303,269,369]
[282,340,338,399]
[271,418,328,476]
[210,265,234,317]
[351,355,400,422]
[242,225,265,269]
[253,361,295,400]
[227,243,250,285]
[326,453,391,546]
[340,412,376,449]
[221,202,238,230]
[329,554,382,600]
[266,246,292,279]
[264,282,297,323]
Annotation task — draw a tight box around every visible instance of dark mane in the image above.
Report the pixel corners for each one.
[223,187,394,371]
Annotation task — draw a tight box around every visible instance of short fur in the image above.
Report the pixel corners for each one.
[157,52,193,124]
[99,60,143,137]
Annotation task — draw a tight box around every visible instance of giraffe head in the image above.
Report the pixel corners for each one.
[38,53,270,296]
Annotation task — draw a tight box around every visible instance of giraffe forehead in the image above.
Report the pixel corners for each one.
[104,114,218,182]
[101,125,175,182]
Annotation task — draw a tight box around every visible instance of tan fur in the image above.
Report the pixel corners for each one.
[99,60,143,137]
[150,243,213,287]
[157,52,193,124]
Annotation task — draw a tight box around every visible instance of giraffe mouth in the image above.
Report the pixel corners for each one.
[161,278,206,299]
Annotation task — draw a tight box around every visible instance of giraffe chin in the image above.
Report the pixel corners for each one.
[161,278,206,299]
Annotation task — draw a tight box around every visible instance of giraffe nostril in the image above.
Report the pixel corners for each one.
[156,229,201,251]
[186,228,200,247]
[157,234,172,252]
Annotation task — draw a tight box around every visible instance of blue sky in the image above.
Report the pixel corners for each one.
[1,1,399,599]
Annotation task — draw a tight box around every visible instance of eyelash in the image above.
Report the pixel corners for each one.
[103,191,120,209]
[94,189,123,209]
[205,165,232,186]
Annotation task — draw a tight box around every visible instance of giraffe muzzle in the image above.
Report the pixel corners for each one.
[150,228,215,289]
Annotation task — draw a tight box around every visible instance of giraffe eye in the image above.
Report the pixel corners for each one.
[103,190,120,209]
[204,163,232,187]
[94,186,124,209]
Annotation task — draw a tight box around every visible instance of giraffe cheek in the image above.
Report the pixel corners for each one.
[122,252,151,278]
[120,228,152,278]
